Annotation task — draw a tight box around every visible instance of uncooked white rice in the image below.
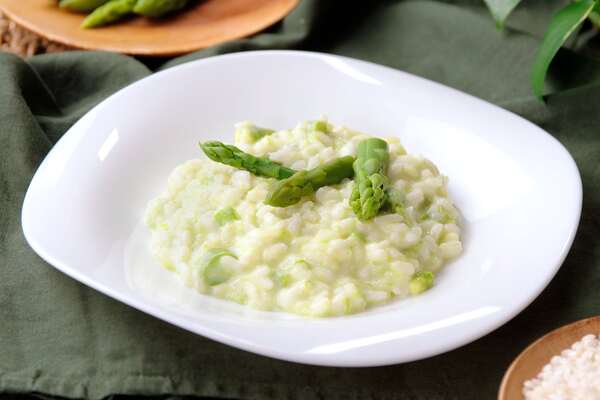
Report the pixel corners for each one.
[523,333,600,399]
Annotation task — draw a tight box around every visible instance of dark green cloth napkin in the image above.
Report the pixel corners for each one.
[2,1,600,399]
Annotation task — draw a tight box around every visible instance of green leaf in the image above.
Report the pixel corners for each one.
[531,1,596,99]
[589,11,600,28]
[483,0,523,27]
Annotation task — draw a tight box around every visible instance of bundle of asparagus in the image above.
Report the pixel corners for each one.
[58,0,192,28]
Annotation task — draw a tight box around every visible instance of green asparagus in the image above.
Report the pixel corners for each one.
[199,141,295,180]
[307,119,329,133]
[202,249,237,286]
[133,0,189,17]
[265,156,355,207]
[349,138,390,220]
[214,207,239,226]
[59,0,109,13]
[386,189,404,213]
[386,188,413,224]
[409,271,435,294]
[81,0,136,28]
[235,124,274,143]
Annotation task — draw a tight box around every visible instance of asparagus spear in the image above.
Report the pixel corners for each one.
[59,0,109,13]
[133,0,189,17]
[349,138,389,220]
[199,141,295,180]
[265,156,355,207]
[81,0,136,28]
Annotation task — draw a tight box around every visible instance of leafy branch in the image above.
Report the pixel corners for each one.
[485,0,599,99]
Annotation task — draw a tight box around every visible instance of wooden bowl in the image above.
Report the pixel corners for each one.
[498,316,600,400]
[0,0,299,56]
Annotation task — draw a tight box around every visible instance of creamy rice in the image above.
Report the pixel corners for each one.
[144,120,462,317]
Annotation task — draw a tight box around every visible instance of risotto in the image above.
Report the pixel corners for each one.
[144,120,462,317]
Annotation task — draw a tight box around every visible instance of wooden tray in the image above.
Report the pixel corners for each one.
[0,0,299,56]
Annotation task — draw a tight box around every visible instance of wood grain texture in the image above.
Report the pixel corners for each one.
[0,0,299,56]
[498,316,600,400]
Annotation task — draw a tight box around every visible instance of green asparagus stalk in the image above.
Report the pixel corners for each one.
[81,0,136,28]
[265,156,355,207]
[349,138,390,220]
[199,141,295,180]
[59,0,109,13]
[133,0,189,17]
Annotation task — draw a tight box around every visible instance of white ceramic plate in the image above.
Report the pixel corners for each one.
[22,51,582,367]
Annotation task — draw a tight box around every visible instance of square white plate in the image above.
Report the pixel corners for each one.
[22,51,582,367]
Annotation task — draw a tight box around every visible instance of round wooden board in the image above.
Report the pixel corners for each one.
[498,316,600,400]
[0,0,299,56]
